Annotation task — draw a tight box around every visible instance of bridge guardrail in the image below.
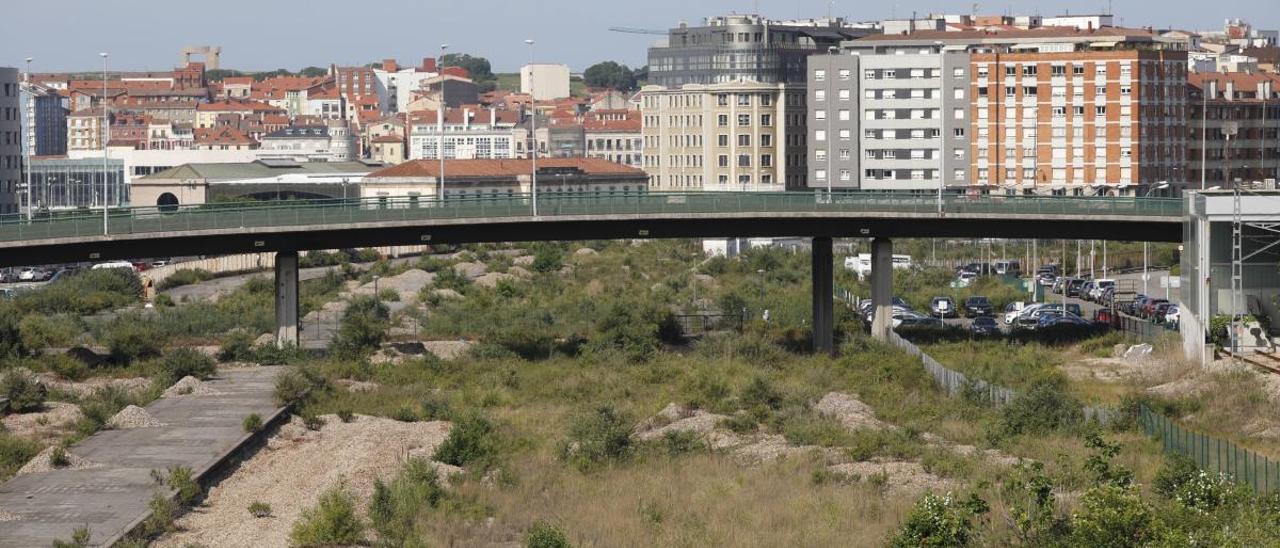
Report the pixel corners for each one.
[0,192,1183,243]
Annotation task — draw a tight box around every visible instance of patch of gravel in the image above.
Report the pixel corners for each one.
[574,248,598,257]
[633,403,836,464]
[512,255,535,266]
[474,272,516,288]
[507,266,532,278]
[1146,376,1207,399]
[453,262,488,279]
[163,376,221,398]
[423,340,473,360]
[0,508,18,521]
[430,288,464,301]
[107,405,164,429]
[35,375,152,399]
[356,269,435,302]
[813,392,897,432]
[1,402,83,443]
[334,379,381,393]
[17,447,99,475]
[826,460,958,495]
[154,414,452,548]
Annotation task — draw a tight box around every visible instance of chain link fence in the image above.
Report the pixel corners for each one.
[1139,405,1280,493]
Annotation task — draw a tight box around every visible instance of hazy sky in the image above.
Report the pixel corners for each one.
[2,0,1275,73]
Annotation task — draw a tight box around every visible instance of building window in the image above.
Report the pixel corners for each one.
[953,108,965,120]
[738,154,751,167]
[815,169,827,181]
[761,114,772,126]
[814,130,826,142]
[815,109,826,120]
[840,169,851,181]
[814,69,826,81]
[814,90,826,101]
[738,114,751,126]
[718,115,728,126]
[718,134,729,147]
[738,134,751,147]
[761,154,772,167]
[954,128,965,138]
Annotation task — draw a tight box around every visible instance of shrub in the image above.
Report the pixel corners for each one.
[158,268,214,290]
[660,430,704,456]
[243,413,263,433]
[166,465,201,505]
[158,348,217,382]
[336,409,355,423]
[103,316,167,365]
[433,413,498,468]
[47,354,89,381]
[0,369,47,412]
[16,268,142,315]
[368,458,446,545]
[525,521,572,548]
[289,483,365,547]
[739,376,783,419]
[1171,470,1244,514]
[49,446,69,468]
[890,492,990,548]
[330,296,390,359]
[248,501,272,518]
[995,376,1083,439]
[1069,485,1156,547]
[531,245,564,274]
[153,294,174,308]
[719,414,759,435]
[141,492,177,537]
[274,367,325,406]
[218,329,256,362]
[561,405,632,471]
[18,314,78,353]
[301,410,325,431]
[1154,453,1201,499]
[0,432,40,478]
[51,525,91,548]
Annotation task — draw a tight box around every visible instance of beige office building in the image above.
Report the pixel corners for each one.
[640,81,805,191]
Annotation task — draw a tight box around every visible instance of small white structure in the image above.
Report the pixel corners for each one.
[520,64,571,100]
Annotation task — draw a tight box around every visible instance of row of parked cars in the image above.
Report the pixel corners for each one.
[1125,295,1178,326]
[1002,301,1092,331]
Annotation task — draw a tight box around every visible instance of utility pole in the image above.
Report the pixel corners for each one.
[525,39,538,216]
[438,44,449,202]
[100,52,109,236]
[23,57,32,221]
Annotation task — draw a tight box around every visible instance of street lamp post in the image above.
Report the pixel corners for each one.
[1141,182,1169,295]
[438,44,449,203]
[525,39,538,216]
[23,57,32,221]
[100,52,109,236]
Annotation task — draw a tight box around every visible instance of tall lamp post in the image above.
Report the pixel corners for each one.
[23,57,32,221]
[438,44,449,202]
[525,39,538,216]
[99,52,109,235]
[1141,182,1170,295]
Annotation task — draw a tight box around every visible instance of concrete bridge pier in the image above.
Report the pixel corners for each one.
[812,236,834,355]
[275,250,299,348]
[869,238,894,341]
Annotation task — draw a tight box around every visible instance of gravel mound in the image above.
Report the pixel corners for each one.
[17,447,99,475]
[1,402,83,443]
[474,272,515,288]
[155,415,452,548]
[163,376,221,398]
[826,460,957,495]
[107,405,163,429]
[507,266,532,278]
[35,375,152,399]
[423,340,473,360]
[512,255,535,266]
[814,392,896,432]
[574,247,599,256]
[453,262,488,279]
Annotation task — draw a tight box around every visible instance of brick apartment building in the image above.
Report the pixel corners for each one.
[1188,72,1280,188]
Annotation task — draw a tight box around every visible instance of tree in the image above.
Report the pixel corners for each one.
[204,69,245,82]
[632,65,649,87]
[299,66,329,78]
[440,53,494,82]
[583,61,637,92]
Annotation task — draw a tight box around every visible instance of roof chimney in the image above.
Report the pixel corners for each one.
[383,59,398,72]
[423,57,438,73]
[1225,78,1235,101]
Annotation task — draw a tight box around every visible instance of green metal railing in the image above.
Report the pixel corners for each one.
[1140,405,1280,493]
[0,192,1182,244]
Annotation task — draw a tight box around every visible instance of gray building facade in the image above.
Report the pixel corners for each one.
[20,81,67,157]
[0,68,20,215]
[648,15,875,87]
[806,46,971,191]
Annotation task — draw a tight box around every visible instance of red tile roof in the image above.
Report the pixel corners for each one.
[194,126,257,146]
[371,134,405,144]
[368,157,644,178]
[197,100,284,113]
[583,117,641,132]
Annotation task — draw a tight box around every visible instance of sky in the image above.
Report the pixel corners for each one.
[2,0,1276,74]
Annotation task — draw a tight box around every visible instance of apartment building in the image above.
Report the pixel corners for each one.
[584,114,642,169]
[806,48,971,191]
[817,27,1188,195]
[407,109,519,161]
[520,64,571,101]
[0,68,19,214]
[1188,72,1280,188]
[67,107,110,152]
[20,80,68,157]
[640,81,797,191]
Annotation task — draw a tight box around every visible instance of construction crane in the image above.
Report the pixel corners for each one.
[609,27,668,36]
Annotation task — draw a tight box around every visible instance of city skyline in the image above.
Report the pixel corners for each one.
[3,0,1277,73]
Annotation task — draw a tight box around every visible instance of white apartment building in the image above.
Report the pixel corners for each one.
[407,109,519,161]
[640,81,802,191]
[374,59,439,114]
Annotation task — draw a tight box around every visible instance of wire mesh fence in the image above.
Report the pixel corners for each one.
[1139,405,1280,493]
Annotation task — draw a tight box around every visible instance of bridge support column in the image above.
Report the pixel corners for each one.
[812,236,834,355]
[275,250,299,349]
[870,238,894,341]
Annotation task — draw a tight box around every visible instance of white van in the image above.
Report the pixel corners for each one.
[846,253,913,280]
[92,261,136,271]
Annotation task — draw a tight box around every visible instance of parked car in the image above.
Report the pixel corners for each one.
[1142,299,1170,319]
[956,271,978,287]
[1037,272,1057,286]
[1066,278,1087,297]
[1165,306,1180,328]
[1088,279,1116,302]
[1003,302,1029,325]
[1037,312,1092,329]
[1092,308,1115,326]
[964,296,994,318]
[930,297,958,318]
[1152,302,1175,323]
[1080,281,1097,301]
[970,316,1001,337]
[1127,295,1150,316]
[17,267,37,281]
[995,260,1022,277]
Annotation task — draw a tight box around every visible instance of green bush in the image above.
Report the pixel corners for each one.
[218,329,256,362]
[290,483,365,547]
[531,245,564,273]
[274,367,325,406]
[890,492,990,548]
[153,294,175,308]
[368,458,446,545]
[16,268,142,315]
[46,354,90,381]
[1153,453,1201,499]
[140,492,177,537]
[526,521,572,548]
[330,296,390,359]
[433,413,498,468]
[158,348,217,382]
[103,315,167,365]
[51,525,91,548]
[248,501,272,518]
[158,269,214,290]
[561,405,632,471]
[48,446,69,468]
[0,369,47,412]
[166,465,201,505]
[243,413,263,433]
[18,314,78,353]
[1068,485,1156,548]
[0,432,40,479]
[994,376,1083,440]
[660,430,705,456]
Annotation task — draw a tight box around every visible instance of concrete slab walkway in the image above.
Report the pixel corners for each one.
[0,366,285,547]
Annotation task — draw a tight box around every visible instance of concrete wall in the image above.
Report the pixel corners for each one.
[144,245,433,286]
